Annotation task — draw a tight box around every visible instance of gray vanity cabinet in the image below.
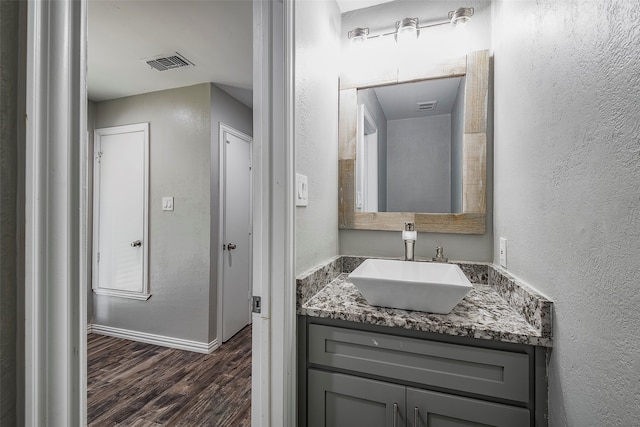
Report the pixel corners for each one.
[300,318,546,427]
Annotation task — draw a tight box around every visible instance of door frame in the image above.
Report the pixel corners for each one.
[217,123,253,344]
[24,0,295,425]
[92,123,150,300]
[252,0,296,425]
[24,0,88,424]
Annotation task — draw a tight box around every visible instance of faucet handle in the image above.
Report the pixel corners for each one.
[433,246,448,262]
[404,222,415,231]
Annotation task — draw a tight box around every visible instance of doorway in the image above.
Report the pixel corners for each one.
[219,124,253,342]
[357,104,379,213]
[86,1,255,424]
[24,0,293,424]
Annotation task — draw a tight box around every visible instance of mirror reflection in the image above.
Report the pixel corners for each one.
[356,77,465,214]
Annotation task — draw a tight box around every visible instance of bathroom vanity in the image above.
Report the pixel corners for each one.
[296,256,552,427]
[306,37,514,427]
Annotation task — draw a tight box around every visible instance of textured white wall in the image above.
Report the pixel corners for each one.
[492,1,640,424]
[295,0,341,275]
[340,0,493,262]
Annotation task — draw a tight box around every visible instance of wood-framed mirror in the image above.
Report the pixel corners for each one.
[338,50,489,234]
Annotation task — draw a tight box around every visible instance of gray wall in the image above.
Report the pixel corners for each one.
[0,1,24,423]
[91,84,251,345]
[387,115,451,213]
[340,0,493,262]
[208,84,252,342]
[450,78,465,213]
[93,83,213,343]
[492,0,640,424]
[295,0,341,275]
[357,89,388,212]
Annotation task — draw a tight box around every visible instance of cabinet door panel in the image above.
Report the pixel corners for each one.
[308,369,406,427]
[407,388,529,427]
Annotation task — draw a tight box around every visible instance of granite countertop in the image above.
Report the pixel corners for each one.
[297,256,553,347]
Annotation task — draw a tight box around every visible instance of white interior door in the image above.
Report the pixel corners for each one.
[93,123,150,300]
[221,125,252,342]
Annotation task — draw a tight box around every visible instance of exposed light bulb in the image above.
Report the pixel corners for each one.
[395,18,419,43]
[348,27,369,44]
[449,7,474,25]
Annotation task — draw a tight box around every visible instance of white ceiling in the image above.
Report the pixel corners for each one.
[87,0,253,105]
[370,77,463,121]
[87,0,399,105]
[336,0,395,13]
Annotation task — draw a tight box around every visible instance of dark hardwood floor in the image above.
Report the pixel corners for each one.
[87,326,251,426]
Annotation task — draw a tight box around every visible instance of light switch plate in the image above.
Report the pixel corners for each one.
[296,174,308,207]
[499,237,507,268]
[162,196,174,211]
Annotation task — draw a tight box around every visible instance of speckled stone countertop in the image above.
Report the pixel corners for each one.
[296,256,553,347]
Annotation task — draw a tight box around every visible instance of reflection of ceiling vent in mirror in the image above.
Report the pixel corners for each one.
[416,101,437,111]
[145,52,194,71]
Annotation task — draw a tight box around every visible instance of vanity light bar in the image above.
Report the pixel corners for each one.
[347,7,474,43]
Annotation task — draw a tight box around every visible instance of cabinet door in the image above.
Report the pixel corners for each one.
[407,388,530,427]
[308,369,406,427]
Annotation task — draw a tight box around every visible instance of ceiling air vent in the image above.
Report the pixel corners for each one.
[416,101,437,112]
[145,52,194,71]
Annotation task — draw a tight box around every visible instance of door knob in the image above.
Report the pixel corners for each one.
[131,240,142,248]
[226,243,237,250]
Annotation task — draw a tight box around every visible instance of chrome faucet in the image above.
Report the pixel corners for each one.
[402,222,417,261]
[432,246,449,263]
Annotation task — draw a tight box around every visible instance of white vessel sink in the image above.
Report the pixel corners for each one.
[348,259,473,314]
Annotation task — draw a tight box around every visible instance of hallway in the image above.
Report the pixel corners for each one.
[87,326,251,426]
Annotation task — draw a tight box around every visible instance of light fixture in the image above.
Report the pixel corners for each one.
[346,6,474,43]
[395,17,419,43]
[448,7,474,25]
[348,27,369,43]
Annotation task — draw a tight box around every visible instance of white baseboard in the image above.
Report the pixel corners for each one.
[88,323,219,354]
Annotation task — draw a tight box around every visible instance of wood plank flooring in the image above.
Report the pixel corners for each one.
[87,326,251,426]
